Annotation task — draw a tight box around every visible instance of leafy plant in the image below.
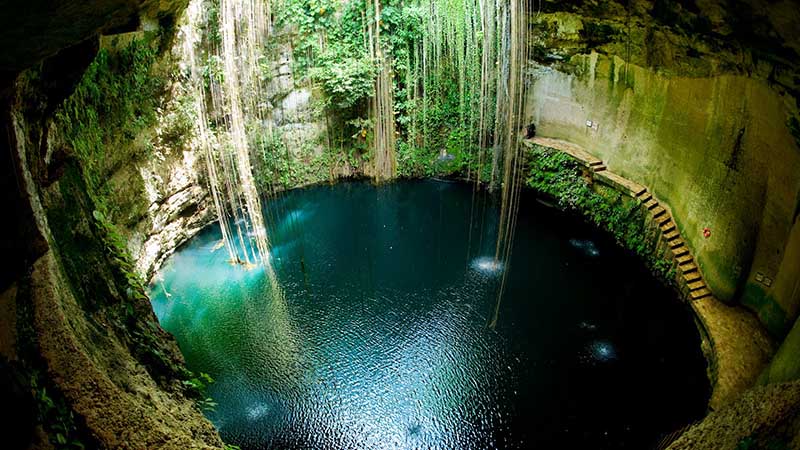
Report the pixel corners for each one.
[30,370,86,449]
[91,209,148,305]
[55,37,163,211]
[525,145,675,283]
[183,372,218,412]
[310,50,377,109]
[201,54,225,87]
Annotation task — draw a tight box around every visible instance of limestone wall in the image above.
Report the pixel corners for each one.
[128,142,214,278]
[126,25,333,280]
[525,53,800,336]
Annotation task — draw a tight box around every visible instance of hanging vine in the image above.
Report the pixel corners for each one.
[181,0,531,323]
[182,0,281,286]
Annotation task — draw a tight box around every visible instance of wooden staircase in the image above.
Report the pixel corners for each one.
[526,137,713,302]
[633,189,712,301]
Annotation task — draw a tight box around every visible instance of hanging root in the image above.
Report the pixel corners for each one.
[489,0,529,329]
[367,0,397,182]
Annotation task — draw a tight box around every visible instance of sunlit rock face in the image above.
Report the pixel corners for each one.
[131,147,214,278]
[268,49,295,98]
[264,41,328,162]
[273,88,326,157]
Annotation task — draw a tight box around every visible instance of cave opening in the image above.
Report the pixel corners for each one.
[2,0,800,448]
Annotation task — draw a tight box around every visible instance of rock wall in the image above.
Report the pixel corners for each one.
[525,5,800,338]
[0,0,797,447]
[130,144,213,278]
[124,21,338,282]
[666,380,800,450]
[117,21,329,280]
[266,40,328,159]
[525,4,800,442]
[0,1,225,448]
[91,24,216,280]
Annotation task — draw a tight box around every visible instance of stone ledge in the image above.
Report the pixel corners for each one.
[525,136,775,410]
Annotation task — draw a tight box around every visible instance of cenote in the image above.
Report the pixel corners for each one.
[150,180,709,449]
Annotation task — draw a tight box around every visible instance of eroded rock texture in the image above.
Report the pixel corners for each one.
[0,1,223,448]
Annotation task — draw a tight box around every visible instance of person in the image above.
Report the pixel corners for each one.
[525,122,537,139]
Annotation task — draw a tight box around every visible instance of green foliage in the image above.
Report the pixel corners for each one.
[396,136,487,179]
[56,38,163,200]
[526,145,674,281]
[310,51,376,109]
[394,76,478,178]
[91,209,148,304]
[254,130,347,190]
[158,91,198,147]
[396,140,436,177]
[276,0,351,79]
[205,0,222,45]
[736,435,791,450]
[30,370,85,449]
[380,3,425,51]
[268,0,495,180]
[201,54,225,87]
[183,372,218,412]
[183,371,214,393]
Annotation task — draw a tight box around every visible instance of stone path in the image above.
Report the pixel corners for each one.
[692,297,775,410]
[526,136,775,410]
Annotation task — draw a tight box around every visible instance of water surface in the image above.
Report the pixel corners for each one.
[150,180,709,449]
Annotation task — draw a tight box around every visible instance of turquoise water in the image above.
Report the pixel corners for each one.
[150,180,709,449]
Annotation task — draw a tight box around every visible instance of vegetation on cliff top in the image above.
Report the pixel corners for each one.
[207,0,500,185]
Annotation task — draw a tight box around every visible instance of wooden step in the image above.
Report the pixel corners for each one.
[679,262,698,273]
[589,160,604,167]
[684,271,702,283]
[645,198,659,210]
[651,206,667,218]
[672,245,689,257]
[638,192,652,203]
[669,238,685,249]
[634,187,648,197]
[660,220,675,233]
[690,287,712,300]
[676,254,693,265]
[593,165,607,172]
[687,280,705,291]
[656,214,672,226]
[664,230,680,241]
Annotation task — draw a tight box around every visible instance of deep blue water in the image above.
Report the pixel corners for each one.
[150,179,709,449]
